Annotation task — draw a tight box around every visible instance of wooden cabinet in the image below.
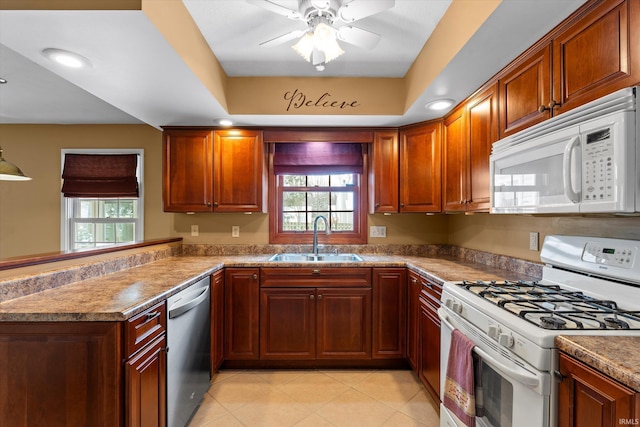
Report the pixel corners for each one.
[418,276,442,403]
[369,131,399,213]
[552,0,640,116]
[372,268,407,359]
[163,129,214,212]
[557,352,640,427]
[163,128,266,213]
[124,302,167,427]
[443,84,497,212]
[499,0,640,138]
[399,122,442,213]
[260,267,372,360]
[224,268,260,360]
[406,270,421,371]
[210,269,225,372]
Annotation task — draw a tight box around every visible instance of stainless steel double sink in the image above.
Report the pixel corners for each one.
[268,253,364,262]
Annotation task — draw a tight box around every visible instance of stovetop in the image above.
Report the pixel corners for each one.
[457,279,640,331]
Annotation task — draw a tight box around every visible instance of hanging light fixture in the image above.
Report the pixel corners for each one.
[292,16,344,65]
[0,147,31,181]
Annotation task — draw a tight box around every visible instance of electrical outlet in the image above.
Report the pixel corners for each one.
[529,232,539,251]
[370,226,387,238]
[191,225,199,237]
[232,226,240,238]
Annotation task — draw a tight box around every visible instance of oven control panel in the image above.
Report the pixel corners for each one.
[582,241,636,268]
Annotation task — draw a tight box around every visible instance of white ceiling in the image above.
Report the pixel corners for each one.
[0,0,588,129]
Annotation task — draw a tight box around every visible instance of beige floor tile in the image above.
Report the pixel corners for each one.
[279,372,350,411]
[316,388,396,427]
[195,413,245,427]
[319,369,374,387]
[211,369,245,384]
[231,387,314,427]
[293,413,337,427]
[254,369,306,386]
[398,389,440,427]
[353,370,423,410]
[381,411,429,427]
[188,393,232,426]
[207,372,275,412]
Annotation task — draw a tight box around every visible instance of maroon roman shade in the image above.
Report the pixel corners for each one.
[273,142,364,175]
[61,154,139,197]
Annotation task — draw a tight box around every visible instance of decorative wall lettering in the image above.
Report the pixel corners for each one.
[283,89,360,112]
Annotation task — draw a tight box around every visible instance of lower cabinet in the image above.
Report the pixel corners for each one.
[419,289,441,402]
[557,352,640,427]
[259,268,372,360]
[210,269,225,371]
[406,271,421,371]
[224,268,260,360]
[372,268,407,359]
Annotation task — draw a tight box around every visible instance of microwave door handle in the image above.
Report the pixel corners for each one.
[439,309,540,388]
[563,136,581,203]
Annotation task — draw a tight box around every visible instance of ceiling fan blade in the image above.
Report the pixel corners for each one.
[245,0,302,20]
[337,26,381,49]
[259,29,306,47]
[337,0,395,23]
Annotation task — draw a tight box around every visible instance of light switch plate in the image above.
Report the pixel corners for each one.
[529,232,539,251]
[370,226,387,238]
[232,226,240,238]
[191,225,199,237]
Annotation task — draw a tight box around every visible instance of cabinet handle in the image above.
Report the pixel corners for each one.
[375,203,380,208]
[207,202,211,207]
[411,277,418,283]
[317,294,323,300]
[549,100,560,110]
[312,269,321,275]
[538,104,551,113]
[252,273,258,280]
[310,294,315,300]
[145,311,161,322]
[553,370,565,383]
[400,202,405,208]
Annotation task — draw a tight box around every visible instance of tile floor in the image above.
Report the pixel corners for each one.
[189,369,440,427]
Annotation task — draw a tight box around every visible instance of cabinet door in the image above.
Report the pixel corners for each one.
[553,0,640,115]
[558,352,638,427]
[260,288,316,359]
[498,44,552,138]
[399,122,442,213]
[369,131,399,213]
[316,287,372,359]
[466,83,498,212]
[213,130,266,212]
[442,105,468,212]
[163,129,214,212]
[126,335,167,427]
[210,270,225,372]
[372,268,407,359]
[419,295,441,403]
[224,268,260,360]
[406,272,421,371]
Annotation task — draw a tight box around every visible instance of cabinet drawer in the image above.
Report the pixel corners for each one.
[260,267,372,287]
[409,271,442,302]
[125,301,166,358]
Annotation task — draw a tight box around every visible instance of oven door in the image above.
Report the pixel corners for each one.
[439,307,551,427]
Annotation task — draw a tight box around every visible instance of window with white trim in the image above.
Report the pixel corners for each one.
[61,149,143,251]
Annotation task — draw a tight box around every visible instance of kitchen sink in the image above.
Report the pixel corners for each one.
[268,253,364,262]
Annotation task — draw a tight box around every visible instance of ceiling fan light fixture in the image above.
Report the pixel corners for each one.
[292,21,344,65]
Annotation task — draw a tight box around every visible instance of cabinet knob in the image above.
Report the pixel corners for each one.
[310,294,315,300]
[553,370,565,383]
[207,202,211,207]
[549,100,560,110]
[400,202,405,208]
[312,269,321,275]
[214,202,219,207]
[317,294,323,300]
[252,273,258,280]
[375,203,380,208]
[538,104,551,113]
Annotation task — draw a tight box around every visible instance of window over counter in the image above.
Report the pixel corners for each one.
[60,149,144,251]
[269,142,367,244]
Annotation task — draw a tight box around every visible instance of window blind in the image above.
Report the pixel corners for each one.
[61,153,139,197]
[272,142,363,175]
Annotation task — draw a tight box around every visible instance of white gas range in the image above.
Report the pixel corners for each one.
[438,235,640,427]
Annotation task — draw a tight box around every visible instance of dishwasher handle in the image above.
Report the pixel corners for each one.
[169,285,210,319]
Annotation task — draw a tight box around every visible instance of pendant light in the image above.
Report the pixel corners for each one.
[0,147,31,181]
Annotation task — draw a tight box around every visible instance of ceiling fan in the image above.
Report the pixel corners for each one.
[246,0,395,70]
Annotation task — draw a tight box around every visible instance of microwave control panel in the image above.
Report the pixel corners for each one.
[582,241,636,268]
[582,127,614,202]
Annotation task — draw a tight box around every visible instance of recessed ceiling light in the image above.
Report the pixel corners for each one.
[42,48,91,69]
[426,99,455,111]
[0,78,7,84]
[218,119,233,127]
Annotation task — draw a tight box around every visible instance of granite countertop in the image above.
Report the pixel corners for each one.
[556,335,640,392]
[0,253,536,323]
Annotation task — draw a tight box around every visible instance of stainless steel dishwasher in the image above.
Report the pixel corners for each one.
[167,276,211,427]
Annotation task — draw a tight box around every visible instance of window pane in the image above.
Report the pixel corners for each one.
[101,200,119,218]
[283,192,307,211]
[97,223,116,243]
[283,175,306,187]
[282,212,306,231]
[75,223,95,243]
[332,192,354,210]
[119,201,135,218]
[307,176,329,187]
[78,200,96,218]
[308,213,330,231]
[307,192,330,211]
[332,212,354,231]
[117,223,134,242]
[330,174,355,187]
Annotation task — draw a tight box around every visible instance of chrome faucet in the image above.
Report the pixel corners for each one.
[312,215,331,255]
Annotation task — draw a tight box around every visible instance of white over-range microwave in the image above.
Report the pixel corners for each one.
[490,86,639,214]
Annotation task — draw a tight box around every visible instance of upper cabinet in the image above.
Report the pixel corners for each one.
[163,128,266,213]
[399,122,442,213]
[443,84,498,213]
[369,131,399,213]
[499,0,639,138]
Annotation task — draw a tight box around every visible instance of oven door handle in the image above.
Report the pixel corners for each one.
[440,310,540,389]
